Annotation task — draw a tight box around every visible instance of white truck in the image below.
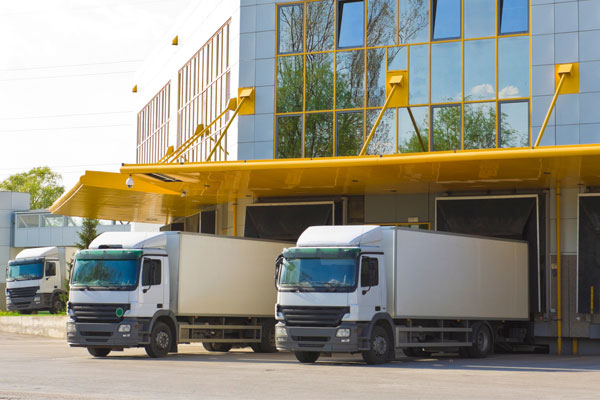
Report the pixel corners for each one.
[66,231,288,358]
[275,225,530,364]
[6,247,75,314]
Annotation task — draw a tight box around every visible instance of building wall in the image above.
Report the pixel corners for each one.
[0,192,30,282]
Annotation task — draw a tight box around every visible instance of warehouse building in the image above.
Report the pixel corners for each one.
[51,0,600,354]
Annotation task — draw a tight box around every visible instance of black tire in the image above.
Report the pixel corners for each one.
[295,351,320,363]
[88,347,111,357]
[145,322,172,358]
[251,319,277,353]
[362,325,391,365]
[467,323,493,358]
[403,347,431,358]
[203,342,233,352]
[49,296,64,314]
[19,310,32,315]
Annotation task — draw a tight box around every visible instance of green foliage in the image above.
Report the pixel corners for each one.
[76,218,100,250]
[0,166,64,209]
[0,311,19,316]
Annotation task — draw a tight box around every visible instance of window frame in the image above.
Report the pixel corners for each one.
[337,0,366,49]
[498,0,529,36]
[278,3,305,55]
[431,0,462,41]
[498,99,530,148]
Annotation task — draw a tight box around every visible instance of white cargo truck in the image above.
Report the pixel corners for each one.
[66,231,288,358]
[275,225,530,364]
[6,247,75,314]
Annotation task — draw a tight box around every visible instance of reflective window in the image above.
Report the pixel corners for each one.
[398,106,428,153]
[66,216,84,227]
[432,0,461,40]
[366,109,396,155]
[338,0,365,48]
[464,39,495,100]
[499,0,529,35]
[498,36,529,99]
[336,50,365,109]
[464,102,496,149]
[307,0,335,52]
[431,42,461,103]
[305,113,334,157]
[398,0,429,44]
[367,0,397,47]
[409,45,429,104]
[277,56,304,112]
[306,53,334,111]
[366,48,387,107]
[277,115,303,158]
[387,46,407,70]
[17,214,39,228]
[431,105,461,151]
[41,215,64,228]
[278,4,304,54]
[336,111,364,156]
[500,101,529,147]
[464,0,495,38]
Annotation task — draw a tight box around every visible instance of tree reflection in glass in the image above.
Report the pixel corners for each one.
[277,115,303,158]
[305,113,334,157]
[398,0,429,44]
[500,101,529,147]
[366,48,387,107]
[366,108,396,155]
[367,0,397,47]
[398,106,428,153]
[277,55,303,113]
[431,105,461,151]
[336,50,365,109]
[464,102,496,149]
[336,111,364,156]
[278,4,304,54]
[307,0,335,52]
[306,53,334,111]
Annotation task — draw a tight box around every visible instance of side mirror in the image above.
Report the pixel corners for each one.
[274,254,284,289]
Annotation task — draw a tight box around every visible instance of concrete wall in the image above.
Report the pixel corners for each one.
[0,316,67,339]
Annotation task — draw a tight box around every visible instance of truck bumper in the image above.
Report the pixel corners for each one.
[6,293,51,312]
[275,322,365,353]
[66,318,150,348]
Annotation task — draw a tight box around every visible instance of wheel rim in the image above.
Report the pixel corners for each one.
[373,335,388,356]
[156,331,170,349]
[476,329,489,352]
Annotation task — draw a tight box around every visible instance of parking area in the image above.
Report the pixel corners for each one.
[1,332,600,399]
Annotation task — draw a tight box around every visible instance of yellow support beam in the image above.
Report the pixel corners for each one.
[407,107,427,152]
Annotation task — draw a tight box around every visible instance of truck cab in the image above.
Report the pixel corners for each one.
[6,247,69,314]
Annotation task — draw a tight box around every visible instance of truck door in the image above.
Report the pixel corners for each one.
[43,261,59,293]
[139,257,167,316]
[358,256,384,320]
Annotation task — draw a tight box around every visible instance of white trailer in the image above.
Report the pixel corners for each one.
[275,225,529,364]
[6,247,76,314]
[66,232,288,358]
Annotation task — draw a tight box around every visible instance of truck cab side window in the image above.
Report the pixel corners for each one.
[142,260,161,286]
[361,257,379,287]
[45,262,56,277]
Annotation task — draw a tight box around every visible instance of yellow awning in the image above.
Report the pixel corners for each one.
[50,145,600,223]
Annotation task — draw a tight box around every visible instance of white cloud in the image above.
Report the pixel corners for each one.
[499,85,520,98]
[469,83,495,98]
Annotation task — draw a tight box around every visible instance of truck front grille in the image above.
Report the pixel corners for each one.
[278,305,350,327]
[71,303,130,323]
[6,286,39,298]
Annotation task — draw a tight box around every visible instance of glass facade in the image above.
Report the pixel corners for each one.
[275,0,530,158]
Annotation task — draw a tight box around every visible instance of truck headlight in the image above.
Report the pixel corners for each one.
[276,326,287,338]
[66,322,76,335]
[336,328,351,338]
[34,296,41,303]
[118,324,131,333]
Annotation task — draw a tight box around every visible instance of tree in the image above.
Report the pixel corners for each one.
[76,218,100,249]
[0,166,64,209]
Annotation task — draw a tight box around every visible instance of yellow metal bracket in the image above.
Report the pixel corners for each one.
[359,74,405,156]
[534,63,578,148]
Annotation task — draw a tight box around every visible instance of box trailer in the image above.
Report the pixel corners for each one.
[275,225,529,364]
[66,232,288,358]
[6,247,76,314]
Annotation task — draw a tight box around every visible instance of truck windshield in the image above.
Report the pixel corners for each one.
[279,248,360,292]
[7,262,43,281]
[71,259,139,289]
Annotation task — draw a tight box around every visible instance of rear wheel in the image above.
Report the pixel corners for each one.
[251,319,277,353]
[49,296,64,314]
[467,323,493,358]
[203,343,233,352]
[362,326,391,365]
[88,347,111,357]
[295,351,320,363]
[145,322,172,358]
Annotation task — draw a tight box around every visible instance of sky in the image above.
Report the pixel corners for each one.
[0,0,192,190]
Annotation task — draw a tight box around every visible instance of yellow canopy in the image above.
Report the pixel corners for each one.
[50,145,600,223]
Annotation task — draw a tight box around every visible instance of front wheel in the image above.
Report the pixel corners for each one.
[362,325,391,365]
[295,351,320,363]
[145,322,172,358]
[88,347,111,357]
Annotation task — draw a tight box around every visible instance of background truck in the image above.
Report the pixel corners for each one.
[6,247,75,314]
[275,225,530,364]
[66,231,288,358]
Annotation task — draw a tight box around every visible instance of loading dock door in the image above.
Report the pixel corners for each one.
[436,196,544,314]
[578,195,600,314]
